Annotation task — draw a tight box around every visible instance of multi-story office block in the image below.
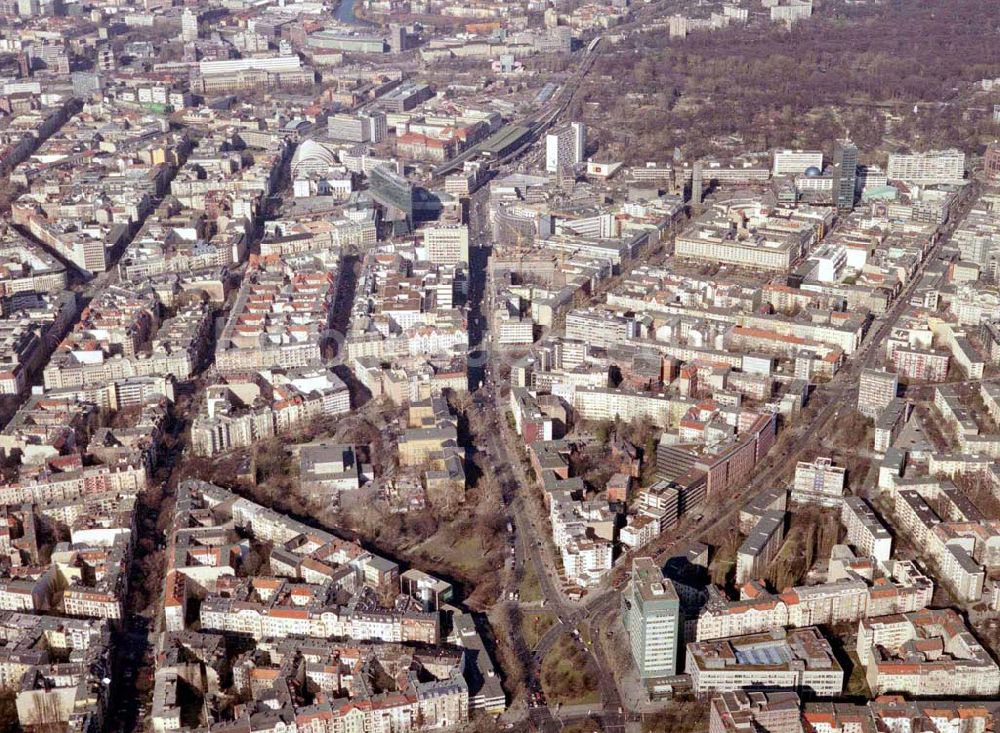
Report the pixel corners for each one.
[369,164,414,225]
[328,110,387,144]
[423,224,469,266]
[772,149,823,176]
[688,627,843,695]
[831,139,858,211]
[622,557,681,679]
[180,8,199,42]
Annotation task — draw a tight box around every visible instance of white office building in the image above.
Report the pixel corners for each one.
[622,557,681,679]
[180,9,199,42]
[773,149,823,176]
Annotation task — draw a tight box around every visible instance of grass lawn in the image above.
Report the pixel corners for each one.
[519,562,543,604]
[541,636,601,706]
[708,551,735,587]
[414,529,490,578]
[562,722,603,733]
[641,699,709,733]
[521,613,555,649]
[845,650,870,697]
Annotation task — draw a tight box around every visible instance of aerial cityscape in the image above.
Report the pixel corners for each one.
[0,0,996,732]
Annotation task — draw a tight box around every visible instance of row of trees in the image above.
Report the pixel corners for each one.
[765,506,842,591]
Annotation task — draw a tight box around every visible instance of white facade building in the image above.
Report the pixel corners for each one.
[887,150,966,185]
[772,150,823,176]
[423,224,470,266]
[545,122,585,173]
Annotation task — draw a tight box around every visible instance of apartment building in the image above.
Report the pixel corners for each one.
[887,475,996,603]
[171,481,410,610]
[620,514,662,549]
[496,312,534,345]
[215,259,336,374]
[156,479,492,727]
[573,387,673,427]
[44,302,210,390]
[0,461,148,506]
[561,538,613,587]
[890,346,949,382]
[546,481,614,587]
[736,510,785,585]
[191,369,350,456]
[509,388,555,443]
[738,489,788,534]
[709,691,802,733]
[841,497,892,563]
[564,308,634,349]
[154,632,469,733]
[0,613,111,731]
[770,0,813,24]
[857,609,1000,696]
[0,233,66,296]
[803,699,992,733]
[873,398,910,455]
[858,368,898,418]
[790,457,846,507]
[887,149,966,185]
[200,597,439,644]
[545,121,585,173]
[696,557,932,642]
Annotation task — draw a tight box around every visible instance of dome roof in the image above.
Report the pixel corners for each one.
[804,165,822,177]
[291,139,338,176]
